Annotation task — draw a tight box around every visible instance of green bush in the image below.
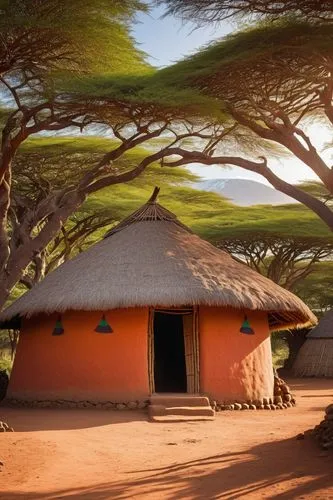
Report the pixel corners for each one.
[0,349,13,374]
[271,332,289,369]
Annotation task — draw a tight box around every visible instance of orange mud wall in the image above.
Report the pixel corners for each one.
[199,307,273,402]
[8,308,149,402]
[9,306,273,403]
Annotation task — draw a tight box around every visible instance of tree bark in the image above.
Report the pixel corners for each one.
[0,168,11,275]
[283,329,310,370]
[164,147,333,232]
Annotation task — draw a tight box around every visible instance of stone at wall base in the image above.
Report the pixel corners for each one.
[313,403,333,450]
[213,393,296,412]
[2,398,149,410]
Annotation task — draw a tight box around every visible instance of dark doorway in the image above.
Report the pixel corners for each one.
[153,312,187,393]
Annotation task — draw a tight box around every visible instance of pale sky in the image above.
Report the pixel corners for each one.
[132,7,328,186]
[133,6,232,67]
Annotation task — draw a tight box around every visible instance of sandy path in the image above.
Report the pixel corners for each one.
[0,378,332,499]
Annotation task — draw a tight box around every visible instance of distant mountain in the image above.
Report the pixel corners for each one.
[196,179,298,206]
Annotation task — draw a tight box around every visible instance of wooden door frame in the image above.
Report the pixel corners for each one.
[148,306,200,394]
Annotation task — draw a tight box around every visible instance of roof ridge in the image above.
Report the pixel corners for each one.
[104,196,192,238]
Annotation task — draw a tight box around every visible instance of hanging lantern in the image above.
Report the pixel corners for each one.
[240,315,254,335]
[52,315,64,336]
[95,314,113,333]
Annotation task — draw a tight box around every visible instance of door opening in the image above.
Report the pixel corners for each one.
[153,311,187,393]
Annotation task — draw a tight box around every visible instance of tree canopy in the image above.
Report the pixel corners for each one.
[295,262,333,314]
[0,0,149,77]
[217,232,333,291]
[10,136,198,291]
[100,16,333,232]
[159,0,333,24]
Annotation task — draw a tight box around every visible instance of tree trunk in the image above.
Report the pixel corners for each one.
[250,161,333,232]
[0,283,10,311]
[0,168,11,274]
[283,329,310,370]
[0,197,84,309]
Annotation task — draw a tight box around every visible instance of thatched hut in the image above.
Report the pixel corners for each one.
[293,310,333,377]
[0,190,316,409]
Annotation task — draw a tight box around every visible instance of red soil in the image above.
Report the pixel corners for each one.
[0,378,332,500]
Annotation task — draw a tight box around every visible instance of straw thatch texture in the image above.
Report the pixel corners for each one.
[0,201,316,330]
[306,310,333,339]
[293,310,333,377]
[292,339,333,377]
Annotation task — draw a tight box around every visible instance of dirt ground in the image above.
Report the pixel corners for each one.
[0,378,332,500]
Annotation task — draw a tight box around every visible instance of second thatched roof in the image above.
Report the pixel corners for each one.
[0,193,316,330]
[306,310,333,339]
[293,310,333,377]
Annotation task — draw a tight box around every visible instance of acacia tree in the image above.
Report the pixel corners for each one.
[1,101,225,308]
[159,0,333,23]
[10,137,198,290]
[140,19,333,232]
[295,262,333,313]
[0,0,156,306]
[153,1,333,230]
[218,233,333,290]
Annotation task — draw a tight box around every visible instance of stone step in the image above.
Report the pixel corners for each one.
[150,395,210,408]
[150,415,215,423]
[149,405,215,417]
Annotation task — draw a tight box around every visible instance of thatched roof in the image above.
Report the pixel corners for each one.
[0,192,316,330]
[292,338,333,377]
[307,310,333,339]
[293,309,333,376]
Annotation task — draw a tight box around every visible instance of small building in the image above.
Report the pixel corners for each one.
[0,191,315,407]
[293,310,333,377]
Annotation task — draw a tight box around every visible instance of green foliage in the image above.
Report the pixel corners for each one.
[0,0,150,76]
[159,0,333,24]
[66,72,225,120]
[298,181,333,205]
[151,18,333,97]
[4,284,26,308]
[83,181,332,245]
[0,329,12,375]
[0,350,12,374]
[271,332,289,369]
[11,136,200,278]
[294,261,333,313]
[14,136,198,195]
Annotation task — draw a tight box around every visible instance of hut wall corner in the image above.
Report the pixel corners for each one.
[199,307,274,403]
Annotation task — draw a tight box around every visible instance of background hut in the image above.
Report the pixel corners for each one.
[0,190,316,408]
[293,310,333,377]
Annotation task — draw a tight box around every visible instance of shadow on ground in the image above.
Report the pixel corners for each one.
[0,407,148,431]
[2,437,332,499]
